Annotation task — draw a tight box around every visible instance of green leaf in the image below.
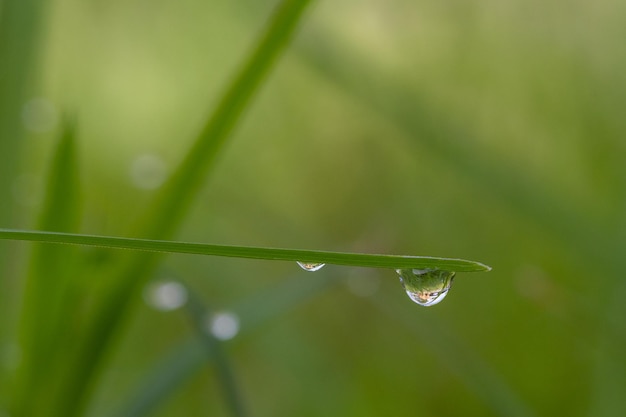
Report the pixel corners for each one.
[137,0,315,242]
[183,289,248,417]
[109,341,204,417]
[11,119,82,416]
[0,0,50,230]
[0,0,51,400]
[0,229,491,272]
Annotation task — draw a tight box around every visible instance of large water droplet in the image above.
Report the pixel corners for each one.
[396,268,455,306]
[297,262,325,272]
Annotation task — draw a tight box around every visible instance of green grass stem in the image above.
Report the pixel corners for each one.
[0,229,491,272]
[0,0,50,398]
[184,290,248,417]
[113,273,337,417]
[12,121,81,416]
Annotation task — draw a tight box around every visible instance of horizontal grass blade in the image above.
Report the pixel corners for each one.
[0,229,491,272]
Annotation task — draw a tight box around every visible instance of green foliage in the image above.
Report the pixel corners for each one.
[12,120,81,416]
[4,0,322,415]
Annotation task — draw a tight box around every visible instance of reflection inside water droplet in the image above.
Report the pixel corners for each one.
[396,268,455,306]
[297,262,325,272]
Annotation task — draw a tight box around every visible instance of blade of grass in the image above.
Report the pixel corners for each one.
[0,229,491,272]
[138,0,315,242]
[587,280,626,417]
[0,0,49,227]
[110,340,205,417]
[184,289,248,417]
[11,120,82,416]
[111,272,337,417]
[50,2,316,416]
[0,0,50,399]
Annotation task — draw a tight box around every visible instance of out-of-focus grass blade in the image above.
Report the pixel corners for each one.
[372,294,538,417]
[0,0,50,399]
[183,289,248,417]
[297,37,625,276]
[0,229,491,272]
[299,36,626,416]
[111,340,205,417]
[111,273,336,417]
[0,0,49,231]
[231,271,337,332]
[11,119,81,416]
[587,281,626,417]
[137,0,315,242]
[49,2,315,416]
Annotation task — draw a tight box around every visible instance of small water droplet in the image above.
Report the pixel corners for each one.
[22,97,58,133]
[396,268,455,306]
[130,153,168,190]
[297,262,325,272]
[144,281,188,311]
[206,311,240,341]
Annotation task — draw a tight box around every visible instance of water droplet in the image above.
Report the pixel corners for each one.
[396,268,455,306]
[130,153,168,190]
[144,281,188,311]
[206,311,240,341]
[22,97,59,133]
[297,262,325,272]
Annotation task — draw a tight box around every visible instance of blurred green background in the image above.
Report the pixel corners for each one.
[1,0,626,416]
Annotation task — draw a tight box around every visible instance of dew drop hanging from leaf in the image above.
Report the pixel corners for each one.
[297,262,325,272]
[396,268,456,306]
